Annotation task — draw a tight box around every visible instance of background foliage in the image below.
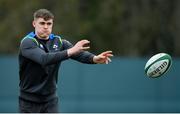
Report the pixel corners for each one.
[0,0,179,56]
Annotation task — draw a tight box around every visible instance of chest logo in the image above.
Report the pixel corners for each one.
[53,44,58,50]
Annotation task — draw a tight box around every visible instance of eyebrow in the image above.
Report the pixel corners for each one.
[47,22,52,25]
[39,22,52,24]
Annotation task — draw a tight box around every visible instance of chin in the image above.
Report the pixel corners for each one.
[41,34,50,38]
[39,36,47,39]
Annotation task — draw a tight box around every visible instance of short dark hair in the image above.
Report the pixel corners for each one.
[33,9,54,20]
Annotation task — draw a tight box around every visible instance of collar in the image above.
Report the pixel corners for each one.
[27,31,55,40]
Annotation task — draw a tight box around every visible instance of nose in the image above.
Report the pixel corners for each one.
[44,24,48,29]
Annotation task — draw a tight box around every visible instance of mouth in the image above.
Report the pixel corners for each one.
[43,30,49,33]
[39,31,50,37]
[42,31,51,36]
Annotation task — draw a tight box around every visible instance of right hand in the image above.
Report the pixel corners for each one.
[67,40,90,57]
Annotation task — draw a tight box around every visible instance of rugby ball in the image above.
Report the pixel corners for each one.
[144,53,172,78]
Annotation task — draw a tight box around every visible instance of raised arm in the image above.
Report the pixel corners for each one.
[20,38,69,66]
[64,39,113,64]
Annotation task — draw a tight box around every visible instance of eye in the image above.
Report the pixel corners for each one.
[47,22,52,26]
[39,22,45,25]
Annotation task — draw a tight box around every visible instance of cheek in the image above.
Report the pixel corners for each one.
[35,25,41,30]
[49,25,53,29]
[48,26,53,32]
[49,27,52,31]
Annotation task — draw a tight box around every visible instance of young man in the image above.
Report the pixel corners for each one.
[18,9,113,113]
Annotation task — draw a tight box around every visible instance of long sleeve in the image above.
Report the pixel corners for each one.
[62,39,95,64]
[20,38,69,66]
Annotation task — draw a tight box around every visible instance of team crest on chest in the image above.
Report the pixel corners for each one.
[53,44,58,50]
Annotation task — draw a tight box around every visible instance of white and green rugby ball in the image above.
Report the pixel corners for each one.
[145,53,172,78]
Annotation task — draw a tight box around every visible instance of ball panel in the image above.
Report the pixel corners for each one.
[145,53,167,69]
[147,59,169,78]
[145,54,170,74]
[162,56,172,76]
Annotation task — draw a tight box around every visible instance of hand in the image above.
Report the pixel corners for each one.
[67,40,90,57]
[93,51,113,64]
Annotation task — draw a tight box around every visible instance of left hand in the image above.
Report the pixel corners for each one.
[93,51,113,64]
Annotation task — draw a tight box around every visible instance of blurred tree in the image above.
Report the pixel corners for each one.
[0,0,179,57]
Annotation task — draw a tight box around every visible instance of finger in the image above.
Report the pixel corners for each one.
[81,46,90,50]
[103,51,112,54]
[104,54,113,57]
[99,55,106,59]
[105,59,108,64]
[81,39,89,42]
[82,40,90,47]
[107,57,112,62]
[83,42,90,47]
[81,39,90,44]
[102,51,113,56]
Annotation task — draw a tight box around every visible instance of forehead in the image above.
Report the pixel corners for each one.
[35,18,53,23]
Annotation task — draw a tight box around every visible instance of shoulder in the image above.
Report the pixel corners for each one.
[20,32,39,46]
[52,34,63,44]
[20,36,39,49]
[62,39,71,44]
[51,34,72,45]
[53,34,73,49]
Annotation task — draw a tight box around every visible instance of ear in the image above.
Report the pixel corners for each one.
[32,20,35,28]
